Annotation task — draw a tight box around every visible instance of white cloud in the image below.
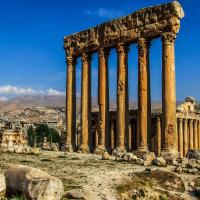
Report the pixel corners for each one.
[47,88,65,96]
[85,8,126,19]
[0,96,8,101]
[0,85,65,99]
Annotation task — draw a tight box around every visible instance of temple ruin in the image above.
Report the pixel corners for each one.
[64,1,187,157]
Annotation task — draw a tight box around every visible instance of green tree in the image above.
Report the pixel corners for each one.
[35,124,61,146]
[27,126,35,147]
[35,124,49,146]
[48,128,60,144]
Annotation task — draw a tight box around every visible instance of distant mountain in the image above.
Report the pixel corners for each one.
[0,95,66,113]
[0,95,193,113]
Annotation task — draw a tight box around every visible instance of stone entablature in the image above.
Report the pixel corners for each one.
[64,1,184,56]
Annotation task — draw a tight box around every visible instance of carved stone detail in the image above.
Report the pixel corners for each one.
[162,32,177,45]
[64,1,184,56]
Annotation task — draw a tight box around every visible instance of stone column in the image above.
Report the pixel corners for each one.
[161,32,178,156]
[137,38,150,153]
[95,48,109,154]
[194,120,198,149]
[129,123,132,151]
[110,120,115,152]
[198,120,200,149]
[183,119,188,157]
[94,118,98,149]
[156,117,161,156]
[178,118,183,158]
[66,54,77,152]
[147,42,151,150]
[79,52,91,153]
[114,43,129,154]
[189,119,194,149]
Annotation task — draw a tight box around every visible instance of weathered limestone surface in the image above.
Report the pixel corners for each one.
[156,117,161,156]
[194,120,198,149]
[95,48,109,154]
[115,43,129,154]
[137,38,150,152]
[64,1,185,155]
[189,119,194,149]
[79,53,91,153]
[5,165,64,200]
[178,118,183,158]
[64,1,184,56]
[161,31,178,157]
[183,119,188,157]
[66,56,76,152]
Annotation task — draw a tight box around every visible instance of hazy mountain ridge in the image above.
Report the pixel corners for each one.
[0,95,193,113]
[0,95,66,113]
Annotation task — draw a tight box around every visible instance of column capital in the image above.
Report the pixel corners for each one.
[66,55,77,66]
[161,32,177,45]
[179,118,183,122]
[157,117,161,122]
[189,119,193,123]
[138,38,151,57]
[183,118,188,122]
[116,43,129,55]
[98,48,110,58]
[81,52,91,64]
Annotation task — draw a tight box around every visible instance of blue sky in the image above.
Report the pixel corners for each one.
[0,0,199,102]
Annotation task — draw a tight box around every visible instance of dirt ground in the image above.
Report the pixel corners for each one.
[0,151,199,200]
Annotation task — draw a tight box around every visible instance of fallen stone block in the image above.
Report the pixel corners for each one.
[29,147,41,155]
[102,152,109,160]
[153,157,166,167]
[187,149,200,160]
[5,165,64,200]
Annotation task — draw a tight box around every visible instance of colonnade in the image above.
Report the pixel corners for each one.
[65,32,178,156]
[177,118,200,157]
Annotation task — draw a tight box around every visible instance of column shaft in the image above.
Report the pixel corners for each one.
[110,120,115,152]
[198,120,200,149]
[178,118,183,158]
[79,53,91,153]
[189,119,194,149]
[95,48,110,154]
[194,120,198,149]
[129,123,132,151]
[183,119,188,157]
[156,117,161,156]
[66,55,76,152]
[137,38,150,152]
[161,32,178,155]
[115,43,129,154]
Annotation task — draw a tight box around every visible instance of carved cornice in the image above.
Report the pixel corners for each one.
[64,1,184,56]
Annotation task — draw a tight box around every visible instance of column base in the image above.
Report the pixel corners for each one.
[137,146,149,152]
[113,146,126,156]
[94,145,107,155]
[65,144,73,153]
[78,145,90,153]
[133,148,149,159]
